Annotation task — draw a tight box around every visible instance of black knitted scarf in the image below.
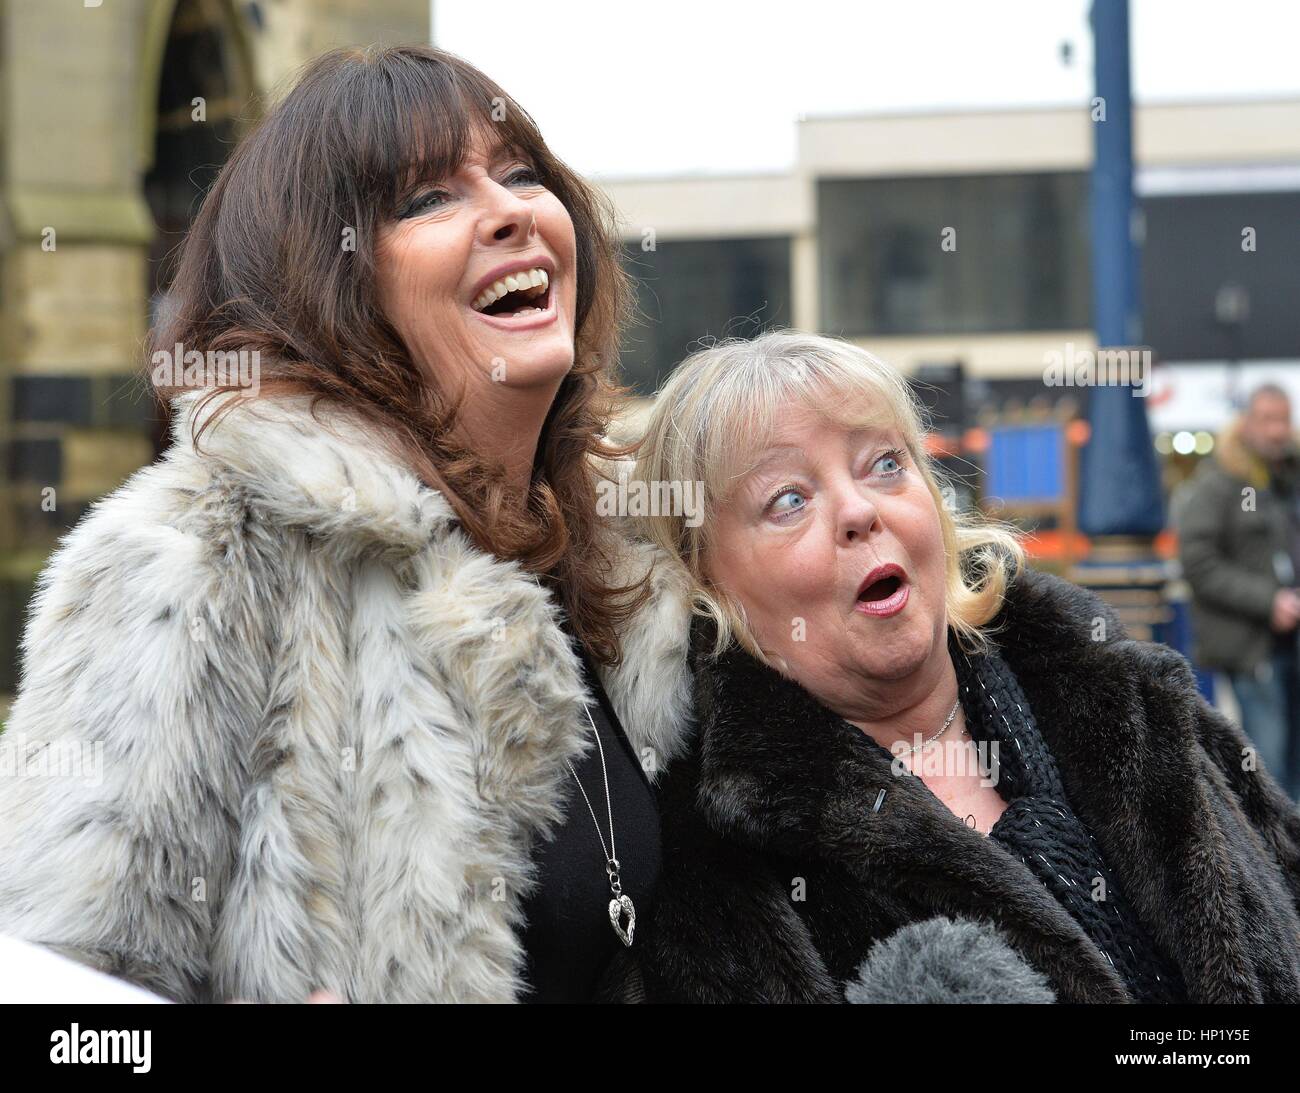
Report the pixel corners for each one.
[950,633,1189,1004]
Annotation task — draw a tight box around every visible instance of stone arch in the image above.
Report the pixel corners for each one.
[138,0,258,455]
[137,0,258,176]
[139,0,258,303]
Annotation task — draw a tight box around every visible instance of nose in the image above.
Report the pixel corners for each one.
[477,178,536,245]
[837,486,882,545]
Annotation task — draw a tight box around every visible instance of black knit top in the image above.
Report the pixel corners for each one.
[950,635,1189,1004]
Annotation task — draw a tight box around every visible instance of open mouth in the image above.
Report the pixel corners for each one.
[857,575,902,603]
[471,267,551,319]
[854,564,909,617]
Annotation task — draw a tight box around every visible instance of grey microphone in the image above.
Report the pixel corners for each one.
[845,915,1056,1004]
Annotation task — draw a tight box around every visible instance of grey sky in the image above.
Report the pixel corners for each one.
[432,0,1300,179]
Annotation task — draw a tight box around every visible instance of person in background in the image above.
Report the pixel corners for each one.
[1179,382,1300,800]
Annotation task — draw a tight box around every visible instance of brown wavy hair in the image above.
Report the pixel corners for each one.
[149,44,646,665]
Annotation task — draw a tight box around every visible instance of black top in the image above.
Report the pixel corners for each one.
[517,630,662,1003]
[951,635,1189,1003]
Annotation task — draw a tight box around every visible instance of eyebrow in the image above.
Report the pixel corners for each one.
[738,426,903,498]
[733,446,810,509]
[470,133,533,169]
[745,426,893,473]
[402,138,528,190]
[745,444,805,477]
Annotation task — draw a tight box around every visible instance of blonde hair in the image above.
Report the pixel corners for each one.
[630,329,1025,662]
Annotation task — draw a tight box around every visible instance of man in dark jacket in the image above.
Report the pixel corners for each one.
[1179,383,1300,799]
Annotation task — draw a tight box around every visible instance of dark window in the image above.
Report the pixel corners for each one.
[818,172,1091,336]
[619,236,792,395]
[1141,190,1300,361]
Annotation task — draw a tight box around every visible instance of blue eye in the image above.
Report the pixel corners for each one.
[769,488,807,517]
[872,449,906,476]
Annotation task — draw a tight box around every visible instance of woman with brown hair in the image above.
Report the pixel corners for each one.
[0,45,696,1003]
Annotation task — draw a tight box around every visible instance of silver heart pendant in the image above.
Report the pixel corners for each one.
[608,893,635,947]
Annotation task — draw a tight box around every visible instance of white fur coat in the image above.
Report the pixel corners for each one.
[0,392,696,1003]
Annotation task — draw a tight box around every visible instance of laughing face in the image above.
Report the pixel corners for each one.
[703,404,950,720]
[374,124,579,405]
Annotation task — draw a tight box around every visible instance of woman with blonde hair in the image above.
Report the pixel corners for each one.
[629,328,1300,1003]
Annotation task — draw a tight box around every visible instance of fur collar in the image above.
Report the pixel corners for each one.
[1213,419,1300,488]
[678,567,1300,1002]
[171,390,457,558]
[989,569,1300,1001]
[169,389,696,780]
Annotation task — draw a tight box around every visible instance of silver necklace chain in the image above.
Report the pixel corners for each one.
[565,702,636,946]
[896,697,964,756]
[566,704,618,876]
[542,574,635,946]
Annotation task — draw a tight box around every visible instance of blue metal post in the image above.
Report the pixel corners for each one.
[1078,0,1164,537]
